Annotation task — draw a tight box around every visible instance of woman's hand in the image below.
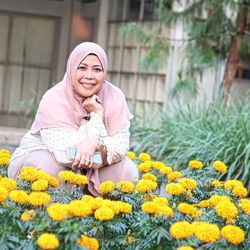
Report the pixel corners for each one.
[82,94,103,118]
[72,137,100,169]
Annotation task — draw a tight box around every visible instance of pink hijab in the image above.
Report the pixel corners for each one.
[31,42,132,136]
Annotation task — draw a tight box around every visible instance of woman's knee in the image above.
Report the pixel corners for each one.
[22,150,64,177]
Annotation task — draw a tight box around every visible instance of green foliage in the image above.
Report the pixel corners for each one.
[19,90,40,128]
[130,97,250,189]
[119,0,250,97]
[119,22,169,72]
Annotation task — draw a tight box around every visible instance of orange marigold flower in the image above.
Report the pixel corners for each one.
[21,210,36,221]
[37,233,59,250]
[194,222,220,243]
[169,221,193,239]
[221,225,245,244]
[77,235,99,250]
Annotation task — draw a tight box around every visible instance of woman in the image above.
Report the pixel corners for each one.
[8,42,138,196]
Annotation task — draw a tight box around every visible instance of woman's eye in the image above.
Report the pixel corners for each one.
[94,68,102,72]
[77,65,87,70]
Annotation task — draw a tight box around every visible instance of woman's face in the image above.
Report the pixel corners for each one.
[73,54,105,97]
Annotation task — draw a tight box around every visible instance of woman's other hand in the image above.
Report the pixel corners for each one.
[72,137,100,169]
[82,94,103,118]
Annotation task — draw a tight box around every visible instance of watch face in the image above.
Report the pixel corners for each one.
[93,152,102,164]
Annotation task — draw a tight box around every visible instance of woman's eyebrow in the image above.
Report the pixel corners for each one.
[78,62,102,67]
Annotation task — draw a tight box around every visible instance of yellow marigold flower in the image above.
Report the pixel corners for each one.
[0,149,10,161]
[94,207,114,221]
[137,162,151,172]
[198,200,211,208]
[238,199,250,214]
[136,179,157,193]
[68,200,92,218]
[165,183,184,195]
[215,201,238,220]
[0,149,11,155]
[21,209,36,221]
[71,174,88,185]
[35,170,51,181]
[178,178,197,190]
[192,221,206,228]
[18,166,38,182]
[232,186,248,198]
[192,209,202,218]
[102,200,118,213]
[141,193,157,203]
[89,197,104,210]
[184,190,193,197]
[210,195,231,207]
[0,186,8,203]
[168,171,181,182]
[48,177,59,188]
[188,160,203,170]
[58,170,75,182]
[153,197,168,206]
[224,180,244,190]
[212,160,227,173]
[31,179,49,192]
[0,177,17,191]
[177,203,196,216]
[116,181,134,193]
[194,222,220,243]
[0,155,10,165]
[221,225,245,244]
[77,235,99,250]
[159,166,173,175]
[141,202,157,214]
[151,161,165,171]
[28,192,50,206]
[116,201,132,214]
[138,152,151,162]
[99,180,115,194]
[211,178,223,188]
[81,194,95,202]
[37,233,59,250]
[47,203,69,221]
[177,247,194,250]
[142,173,157,182]
[126,236,134,245]
[9,190,28,204]
[169,221,194,239]
[156,205,173,218]
[127,151,136,160]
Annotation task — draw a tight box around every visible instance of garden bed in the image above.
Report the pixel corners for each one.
[0,149,249,250]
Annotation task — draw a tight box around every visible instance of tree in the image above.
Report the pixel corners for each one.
[120,0,250,99]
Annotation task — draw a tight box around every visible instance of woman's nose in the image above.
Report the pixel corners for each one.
[84,69,93,79]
